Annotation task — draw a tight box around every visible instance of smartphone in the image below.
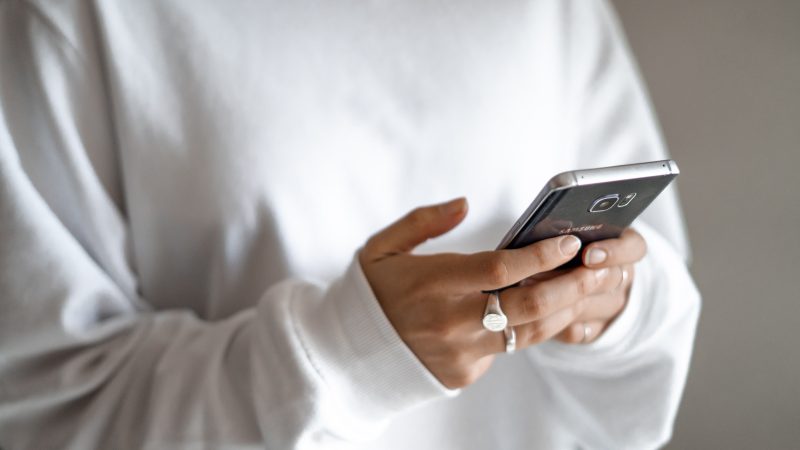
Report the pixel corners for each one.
[497,160,679,266]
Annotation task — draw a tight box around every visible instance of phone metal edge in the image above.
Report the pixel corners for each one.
[573,159,678,186]
[495,160,679,250]
[495,172,577,250]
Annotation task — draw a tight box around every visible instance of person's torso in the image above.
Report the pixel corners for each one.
[22,0,592,447]
[94,0,579,320]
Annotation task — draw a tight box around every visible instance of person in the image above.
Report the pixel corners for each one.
[0,0,700,448]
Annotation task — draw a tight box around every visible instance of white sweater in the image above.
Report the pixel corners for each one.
[0,0,700,448]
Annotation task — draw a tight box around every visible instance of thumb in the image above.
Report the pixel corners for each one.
[362,197,468,261]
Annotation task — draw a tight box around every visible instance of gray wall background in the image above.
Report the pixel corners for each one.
[610,1,800,448]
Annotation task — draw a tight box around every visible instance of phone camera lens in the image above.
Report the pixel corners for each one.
[589,194,620,213]
[617,192,637,208]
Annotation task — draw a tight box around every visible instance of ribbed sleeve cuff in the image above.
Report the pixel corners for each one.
[290,254,457,429]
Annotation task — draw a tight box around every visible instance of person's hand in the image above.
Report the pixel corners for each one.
[551,228,647,344]
[359,198,619,388]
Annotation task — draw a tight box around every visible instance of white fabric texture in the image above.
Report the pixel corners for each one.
[0,0,700,449]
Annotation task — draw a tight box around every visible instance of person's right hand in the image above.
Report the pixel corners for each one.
[359,198,618,389]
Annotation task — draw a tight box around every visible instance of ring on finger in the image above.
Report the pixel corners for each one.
[621,267,630,288]
[482,291,508,332]
[504,326,516,354]
[581,322,592,343]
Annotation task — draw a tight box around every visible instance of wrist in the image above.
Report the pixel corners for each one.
[289,253,457,431]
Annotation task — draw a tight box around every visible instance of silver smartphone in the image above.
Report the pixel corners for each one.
[497,160,679,266]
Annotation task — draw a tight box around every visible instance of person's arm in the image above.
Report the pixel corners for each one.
[0,4,450,448]
[523,1,701,449]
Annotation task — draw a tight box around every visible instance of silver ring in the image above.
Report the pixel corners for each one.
[482,291,507,332]
[620,267,629,289]
[504,327,516,354]
[581,323,592,343]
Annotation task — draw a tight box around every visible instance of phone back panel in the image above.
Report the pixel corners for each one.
[506,174,676,265]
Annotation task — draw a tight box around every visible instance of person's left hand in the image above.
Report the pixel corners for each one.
[548,228,647,344]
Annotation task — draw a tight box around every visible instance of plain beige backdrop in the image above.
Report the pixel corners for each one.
[611,1,800,448]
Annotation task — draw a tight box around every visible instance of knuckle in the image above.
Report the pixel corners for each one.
[406,207,429,229]
[406,207,431,230]
[528,244,549,269]
[519,294,535,320]
[523,321,545,344]
[427,315,457,340]
[485,257,510,287]
[576,271,594,297]
[523,287,548,319]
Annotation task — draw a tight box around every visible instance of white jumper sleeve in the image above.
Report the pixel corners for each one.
[0,4,450,449]
[525,1,701,449]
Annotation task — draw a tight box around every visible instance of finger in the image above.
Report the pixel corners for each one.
[582,228,647,268]
[362,197,468,261]
[568,264,633,322]
[594,265,629,296]
[554,320,608,344]
[513,301,587,349]
[520,268,567,285]
[572,291,628,322]
[522,262,628,291]
[587,263,633,297]
[451,235,582,292]
[501,266,611,326]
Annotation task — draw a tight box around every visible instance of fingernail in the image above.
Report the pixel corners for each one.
[585,248,607,265]
[441,197,466,215]
[595,268,609,280]
[559,235,582,255]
